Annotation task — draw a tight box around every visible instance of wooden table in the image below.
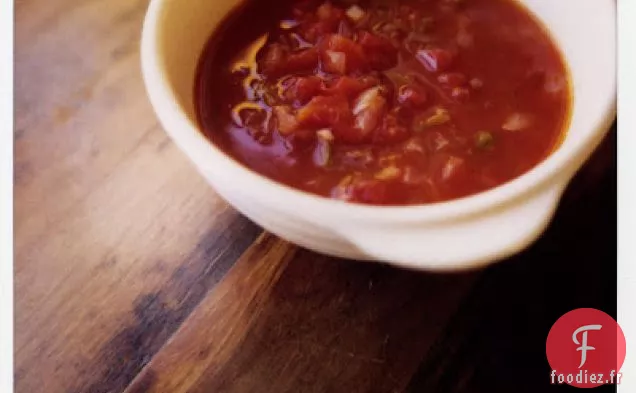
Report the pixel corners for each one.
[14,0,617,392]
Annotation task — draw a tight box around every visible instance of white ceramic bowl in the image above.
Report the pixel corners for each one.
[141,0,616,271]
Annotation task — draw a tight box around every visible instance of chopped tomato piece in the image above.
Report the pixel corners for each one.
[273,106,300,135]
[397,85,428,108]
[357,31,395,51]
[258,46,318,78]
[323,76,377,99]
[416,48,455,72]
[318,34,368,73]
[357,31,398,71]
[282,76,323,104]
[323,50,347,74]
[296,95,353,131]
[335,125,374,144]
[298,2,346,43]
[286,48,320,73]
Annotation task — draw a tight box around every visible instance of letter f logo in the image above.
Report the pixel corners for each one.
[572,324,602,368]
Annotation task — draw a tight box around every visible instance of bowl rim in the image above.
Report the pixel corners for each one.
[141,0,617,224]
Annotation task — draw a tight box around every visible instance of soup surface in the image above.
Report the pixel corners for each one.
[196,0,570,205]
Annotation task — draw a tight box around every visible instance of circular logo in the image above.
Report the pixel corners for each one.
[546,308,626,388]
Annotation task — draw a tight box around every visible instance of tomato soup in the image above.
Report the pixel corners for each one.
[195,0,570,205]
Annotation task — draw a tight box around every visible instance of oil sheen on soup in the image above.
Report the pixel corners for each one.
[195,0,570,205]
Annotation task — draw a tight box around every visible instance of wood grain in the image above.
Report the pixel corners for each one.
[14,0,616,391]
[14,0,260,392]
[124,237,477,393]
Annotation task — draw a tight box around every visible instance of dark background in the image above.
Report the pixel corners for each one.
[406,125,617,392]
